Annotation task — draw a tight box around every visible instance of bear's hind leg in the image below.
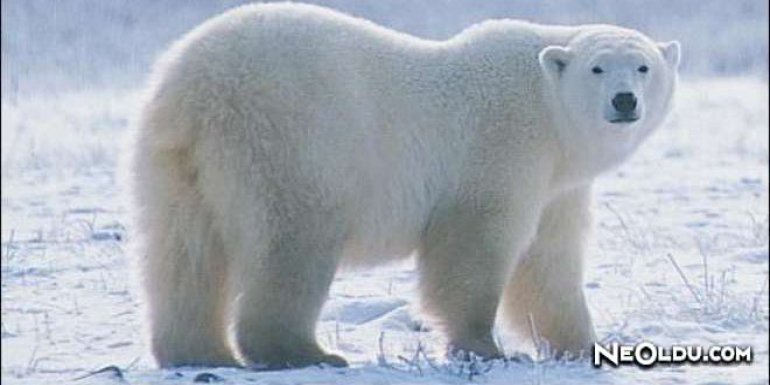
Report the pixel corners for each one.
[142,195,239,368]
[231,210,347,370]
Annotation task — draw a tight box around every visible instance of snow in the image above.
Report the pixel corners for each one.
[1,1,768,384]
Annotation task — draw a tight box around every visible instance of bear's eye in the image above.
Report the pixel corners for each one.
[638,65,649,73]
[592,66,603,74]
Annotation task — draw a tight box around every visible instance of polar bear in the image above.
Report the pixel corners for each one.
[132,3,679,369]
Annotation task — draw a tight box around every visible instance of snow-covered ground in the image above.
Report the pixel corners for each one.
[2,1,768,384]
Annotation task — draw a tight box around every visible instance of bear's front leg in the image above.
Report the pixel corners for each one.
[417,200,542,360]
[502,186,597,358]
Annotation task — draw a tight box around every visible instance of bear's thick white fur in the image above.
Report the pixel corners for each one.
[132,2,679,368]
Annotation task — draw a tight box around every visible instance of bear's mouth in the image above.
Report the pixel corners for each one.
[608,115,639,124]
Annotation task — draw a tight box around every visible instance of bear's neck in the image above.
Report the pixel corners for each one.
[549,127,638,193]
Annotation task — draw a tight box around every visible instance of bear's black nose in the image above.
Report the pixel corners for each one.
[612,92,637,114]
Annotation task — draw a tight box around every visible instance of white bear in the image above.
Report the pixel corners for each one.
[131,3,679,369]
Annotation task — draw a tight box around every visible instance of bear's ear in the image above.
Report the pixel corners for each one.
[539,46,572,77]
[658,40,681,69]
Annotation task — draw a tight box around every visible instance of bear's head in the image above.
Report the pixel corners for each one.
[539,26,680,178]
